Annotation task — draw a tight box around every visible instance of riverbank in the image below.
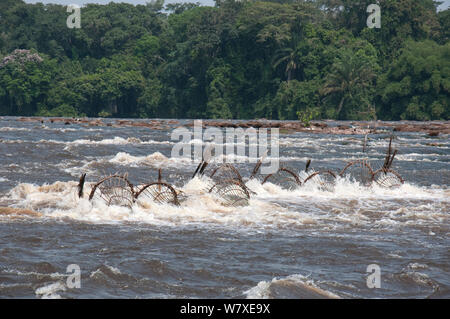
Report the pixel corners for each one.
[9,117,450,136]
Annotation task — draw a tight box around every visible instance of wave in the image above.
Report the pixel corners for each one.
[0,139,24,144]
[65,137,172,146]
[109,151,192,168]
[0,126,105,133]
[2,138,448,165]
[45,127,104,133]
[35,282,67,299]
[2,175,448,232]
[244,274,340,299]
[54,151,194,177]
[0,127,32,132]
[0,137,172,146]
[396,154,450,162]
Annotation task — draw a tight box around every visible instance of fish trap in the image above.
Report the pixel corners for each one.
[134,182,180,206]
[373,169,404,189]
[303,170,336,192]
[209,179,250,207]
[339,159,374,187]
[209,163,243,182]
[88,174,135,208]
[262,167,301,190]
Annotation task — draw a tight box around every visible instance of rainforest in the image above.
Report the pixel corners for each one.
[0,0,448,121]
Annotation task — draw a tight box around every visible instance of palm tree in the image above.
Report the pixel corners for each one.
[272,47,298,82]
[322,50,376,118]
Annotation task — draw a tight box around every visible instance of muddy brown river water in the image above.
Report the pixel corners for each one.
[0,117,448,298]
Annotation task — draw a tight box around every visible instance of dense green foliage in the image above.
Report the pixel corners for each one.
[0,0,448,120]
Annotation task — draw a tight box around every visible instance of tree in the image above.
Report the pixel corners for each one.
[322,46,379,120]
[206,64,233,119]
[0,49,54,116]
[272,46,298,82]
[165,2,200,14]
[0,0,447,120]
[378,40,449,120]
[273,79,322,120]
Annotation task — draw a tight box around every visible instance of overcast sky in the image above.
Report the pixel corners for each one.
[21,0,450,11]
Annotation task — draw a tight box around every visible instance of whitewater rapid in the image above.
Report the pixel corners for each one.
[2,175,448,234]
[1,118,448,299]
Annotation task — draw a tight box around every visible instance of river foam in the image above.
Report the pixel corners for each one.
[2,175,448,233]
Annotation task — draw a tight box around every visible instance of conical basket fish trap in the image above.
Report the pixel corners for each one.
[339,159,374,186]
[262,167,301,190]
[135,182,180,206]
[209,163,243,183]
[303,170,336,192]
[373,169,404,189]
[88,174,135,208]
[209,179,250,207]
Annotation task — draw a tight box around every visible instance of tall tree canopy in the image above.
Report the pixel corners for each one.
[0,0,448,120]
